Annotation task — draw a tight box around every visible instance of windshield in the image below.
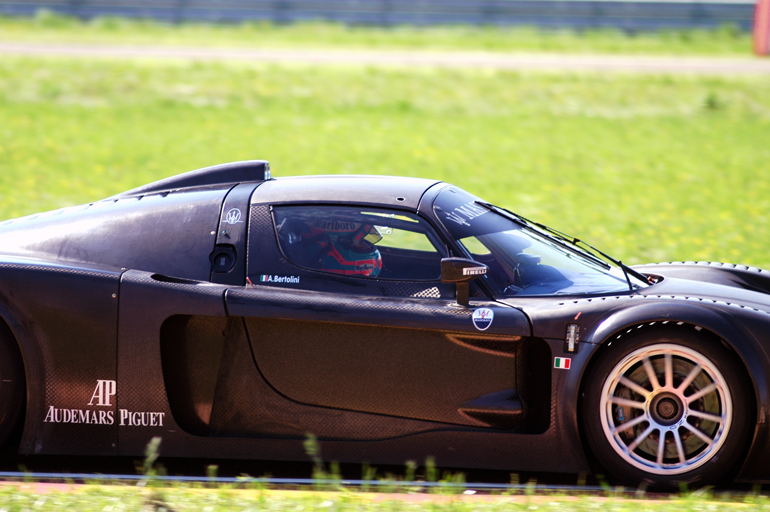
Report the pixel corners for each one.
[434,187,645,297]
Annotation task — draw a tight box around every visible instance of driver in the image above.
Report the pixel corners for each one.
[299,218,383,277]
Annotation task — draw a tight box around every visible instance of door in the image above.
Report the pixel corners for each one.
[227,204,534,429]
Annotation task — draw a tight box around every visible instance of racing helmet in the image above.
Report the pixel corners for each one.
[302,219,383,277]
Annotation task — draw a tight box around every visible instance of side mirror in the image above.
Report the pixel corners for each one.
[441,258,489,307]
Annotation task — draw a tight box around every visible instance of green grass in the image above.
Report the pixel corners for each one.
[0,11,756,55]
[1,55,769,267]
[0,483,769,511]
[0,485,770,512]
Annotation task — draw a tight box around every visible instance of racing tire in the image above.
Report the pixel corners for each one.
[581,328,752,488]
[0,321,25,450]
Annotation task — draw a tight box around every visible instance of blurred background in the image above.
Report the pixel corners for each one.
[0,0,758,31]
[0,1,768,266]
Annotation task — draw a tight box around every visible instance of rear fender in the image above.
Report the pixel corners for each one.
[0,261,121,455]
[0,300,40,453]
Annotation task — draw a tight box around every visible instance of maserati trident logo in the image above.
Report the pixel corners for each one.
[472,308,494,331]
[225,208,244,225]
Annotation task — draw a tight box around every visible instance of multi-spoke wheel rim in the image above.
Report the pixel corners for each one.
[599,343,732,475]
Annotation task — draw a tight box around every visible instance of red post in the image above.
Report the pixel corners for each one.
[756,0,770,56]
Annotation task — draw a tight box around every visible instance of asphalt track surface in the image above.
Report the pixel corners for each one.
[0,466,743,498]
[1,41,770,74]
[0,471,605,492]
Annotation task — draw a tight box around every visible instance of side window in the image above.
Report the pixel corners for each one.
[273,206,445,281]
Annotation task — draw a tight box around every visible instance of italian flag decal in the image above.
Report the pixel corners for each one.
[554,357,571,370]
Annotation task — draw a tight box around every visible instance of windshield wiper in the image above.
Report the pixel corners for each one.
[475,201,650,292]
[475,201,609,268]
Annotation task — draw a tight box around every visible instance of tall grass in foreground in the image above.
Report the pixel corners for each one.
[1,56,769,266]
[0,438,764,511]
[0,480,769,511]
[0,11,754,55]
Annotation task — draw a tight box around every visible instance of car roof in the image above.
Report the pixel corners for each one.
[253,175,443,211]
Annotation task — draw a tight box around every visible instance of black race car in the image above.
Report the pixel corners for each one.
[0,160,768,488]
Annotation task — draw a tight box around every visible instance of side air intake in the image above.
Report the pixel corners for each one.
[112,160,271,198]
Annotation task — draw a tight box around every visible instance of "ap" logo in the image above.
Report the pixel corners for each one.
[88,380,116,407]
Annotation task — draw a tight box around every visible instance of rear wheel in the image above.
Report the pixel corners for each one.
[0,321,25,449]
[582,328,751,488]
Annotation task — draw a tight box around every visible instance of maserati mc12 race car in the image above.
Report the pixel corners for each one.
[0,160,768,488]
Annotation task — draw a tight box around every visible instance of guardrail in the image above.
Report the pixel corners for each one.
[0,0,756,31]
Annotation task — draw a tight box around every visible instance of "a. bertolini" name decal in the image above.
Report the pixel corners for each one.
[43,379,166,427]
[260,275,300,284]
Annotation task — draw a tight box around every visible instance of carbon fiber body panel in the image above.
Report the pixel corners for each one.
[0,260,121,455]
[116,270,227,455]
[0,189,225,281]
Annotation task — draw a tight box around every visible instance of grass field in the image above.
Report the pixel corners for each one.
[1,17,769,267]
[0,11,756,55]
[2,56,769,266]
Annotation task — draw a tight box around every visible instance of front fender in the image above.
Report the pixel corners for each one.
[637,262,770,295]
[586,300,770,425]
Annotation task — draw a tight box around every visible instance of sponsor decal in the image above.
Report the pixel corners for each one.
[554,357,571,370]
[44,406,114,425]
[260,275,300,284]
[445,201,488,227]
[43,380,166,428]
[88,379,116,406]
[355,263,375,272]
[224,208,244,225]
[462,266,487,276]
[472,308,494,331]
[119,410,166,427]
[313,219,357,231]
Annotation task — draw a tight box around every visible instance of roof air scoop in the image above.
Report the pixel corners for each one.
[111,160,271,199]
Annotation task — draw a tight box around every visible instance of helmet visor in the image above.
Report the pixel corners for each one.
[363,225,383,245]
